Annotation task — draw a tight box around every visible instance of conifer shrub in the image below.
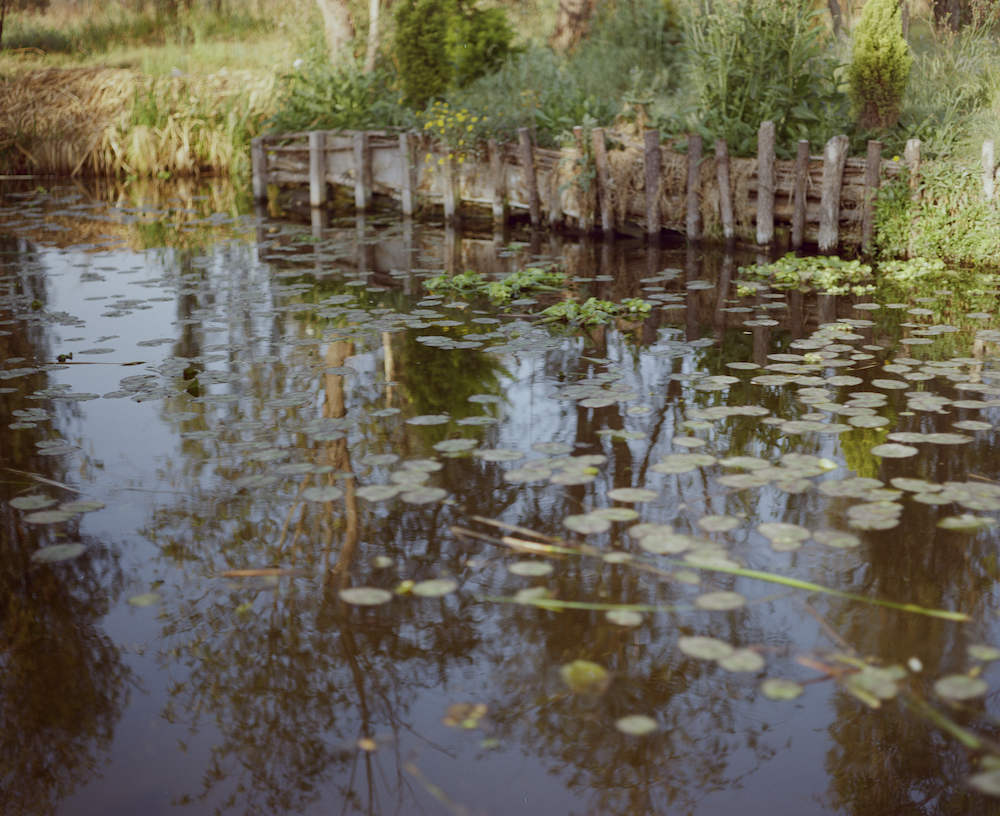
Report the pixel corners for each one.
[847,0,913,129]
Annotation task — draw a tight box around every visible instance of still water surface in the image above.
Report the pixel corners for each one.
[3,179,1000,816]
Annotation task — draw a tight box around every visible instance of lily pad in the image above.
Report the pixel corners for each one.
[697,515,741,533]
[127,592,162,607]
[695,591,746,611]
[302,485,344,503]
[474,448,525,462]
[937,514,998,530]
[400,487,448,504]
[718,649,766,673]
[10,494,57,510]
[760,678,804,700]
[412,578,459,597]
[934,674,988,701]
[606,609,644,627]
[870,443,919,458]
[812,530,861,549]
[30,543,85,563]
[678,636,734,660]
[23,509,77,524]
[561,659,610,694]
[406,414,451,425]
[968,644,1000,662]
[614,714,659,736]
[356,485,403,502]
[607,487,659,503]
[339,587,393,606]
[563,514,611,535]
[509,561,554,577]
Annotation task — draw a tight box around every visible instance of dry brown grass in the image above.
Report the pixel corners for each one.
[0,66,277,177]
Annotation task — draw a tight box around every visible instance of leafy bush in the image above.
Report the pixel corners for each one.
[682,0,849,157]
[847,0,913,129]
[394,0,518,109]
[266,51,412,133]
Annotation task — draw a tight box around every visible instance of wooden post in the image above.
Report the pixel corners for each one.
[251,137,267,202]
[399,132,416,217]
[904,138,921,201]
[353,131,372,212]
[592,127,613,234]
[982,139,995,202]
[518,127,541,228]
[715,138,735,242]
[861,139,882,253]
[549,170,562,229]
[756,121,775,246]
[818,134,850,253]
[488,139,506,228]
[686,133,703,241]
[442,154,459,223]
[309,131,327,208]
[645,129,662,238]
[572,126,592,232]
[791,139,809,250]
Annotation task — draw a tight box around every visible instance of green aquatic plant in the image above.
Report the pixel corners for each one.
[423,267,567,302]
[539,296,652,326]
[739,254,874,295]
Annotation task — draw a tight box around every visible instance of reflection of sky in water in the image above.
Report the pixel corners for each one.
[4,186,1000,815]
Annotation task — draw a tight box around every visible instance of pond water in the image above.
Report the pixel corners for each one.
[4,178,1000,816]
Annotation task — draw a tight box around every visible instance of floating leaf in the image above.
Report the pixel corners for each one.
[606,609,644,627]
[591,507,639,522]
[400,487,448,504]
[760,678,804,700]
[563,514,611,534]
[607,487,659,503]
[302,485,344,503]
[870,443,919,458]
[10,494,56,510]
[561,660,610,694]
[678,636,734,660]
[30,543,85,563]
[339,587,393,606]
[433,439,478,453]
[934,674,988,701]
[509,561,554,577]
[968,644,1000,662]
[127,592,162,607]
[937,515,998,530]
[356,485,403,502]
[697,515,741,533]
[406,414,451,425]
[474,448,525,462]
[812,530,861,549]
[23,509,77,524]
[718,649,765,673]
[695,591,746,611]
[969,770,1000,796]
[532,442,574,455]
[412,579,458,597]
[614,714,658,736]
[757,522,810,546]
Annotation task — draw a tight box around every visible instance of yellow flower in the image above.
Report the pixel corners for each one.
[425,152,432,162]
[438,157,444,165]
[892,155,900,162]
[471,116,478,123]
[467,124,473,131]
[457,156,465,164]
[448,153,454,160]
[424,121,432,129]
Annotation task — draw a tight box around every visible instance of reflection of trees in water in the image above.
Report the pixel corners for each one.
[0,236,130,816]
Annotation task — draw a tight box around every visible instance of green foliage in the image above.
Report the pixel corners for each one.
[266,50,411,134]
[540,296,652,325]
[739,254,875,295]
[847,0,913,129]
[873,162,1000,265]
[682,0,849,158]
[424,267,567,302]
[394,0,517,109]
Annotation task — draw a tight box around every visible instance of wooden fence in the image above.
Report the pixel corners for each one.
[251,123,1000,252]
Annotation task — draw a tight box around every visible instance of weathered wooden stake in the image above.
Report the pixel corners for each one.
[518,128,541,228]
[756,121,775,246]
[399,132,416,217]
[791,140,809,250]
[645,129,662,237]
[686,133,703,241]
[592,127,613,234]
[818,134,850,253]
[488,139,506,228]
[861,139,883,253]
[442,154,459,223]
[982,139,995,202]
[549,170,563,229]
[573,126,592,232]
[353,131,372,212]
[714,138,735,242]
[904,138,921,201]
[309,131,327,208]
[251,137,267,202]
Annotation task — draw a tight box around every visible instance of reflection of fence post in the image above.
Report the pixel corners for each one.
[715,138,735,242]
[353,131,372,212]
[309,131,327,208]
[686,133,703,241]
[791,139,809,250]
[251,137,267,202]
[818,134,849,254]
[861,139,882,253]
[756,121,775,247]
[592,127,613,234]
[644,129,661,238]
[488,139,506,228]
[518,128,541,228]
[982,139,995,203]
[399,132,416,217]
[442,154,459,224]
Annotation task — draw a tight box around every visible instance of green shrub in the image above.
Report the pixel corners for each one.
[847,0,913,129]
[394,0,517,109]
[682,0,849,158]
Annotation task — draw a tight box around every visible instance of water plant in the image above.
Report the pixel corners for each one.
[539,296,652,325]
[738,254,875,295]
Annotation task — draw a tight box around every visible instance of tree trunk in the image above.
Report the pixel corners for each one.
[827,0,844,36]
[363,0,380,72]
[315,0,356,62]
[549,0,595,52]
